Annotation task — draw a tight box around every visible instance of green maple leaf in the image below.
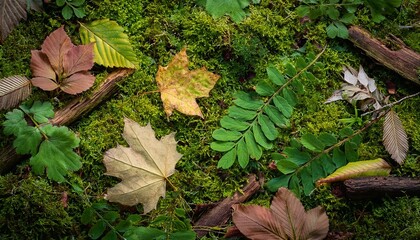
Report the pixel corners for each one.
[205,0,251,23]
[20,101,54,123]
[30,125,82,182]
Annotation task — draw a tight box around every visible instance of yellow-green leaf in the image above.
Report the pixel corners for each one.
[79,19,138,69]
[317,158,391,186]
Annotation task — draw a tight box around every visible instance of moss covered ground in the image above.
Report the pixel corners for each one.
[0,0,419,239]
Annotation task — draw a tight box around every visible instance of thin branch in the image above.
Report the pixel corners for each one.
[361,91,420,117]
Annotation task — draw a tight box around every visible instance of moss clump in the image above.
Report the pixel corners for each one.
[0,173,75,239]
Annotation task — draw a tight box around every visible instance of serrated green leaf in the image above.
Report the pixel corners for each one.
[245,130,262,160]
[62,5,73,20]
[340,13,356,23]
[299,167,315,196]
[103,211,119,223]
[283,147,311,165]
[255,80,275,96]
[228,106,256,121]
[21,101,54,124]
[318,133,337,146]
[115,220,131,232]
[326,7,340,20]
[345,141,358,162]
[79,19,138,69]
[252,124,273,150]
[3,109,26,136]
[237,139,249,168]
[89,219,107,239]
[326,23,338,38]
[266,174,291,192]
[282,87,298,107]
[13,126,42,155]
[218,147,236,169]
[56,0,65,7]
[267,66,285,85]
[335,21,349,38]
[317,158,391,185]
[73,7,86,18]
[332,148,346,168]
[295,5,310,17]
[212,128,242,141]
[205,0,250,23]
[210,141,235,152]
[264,105,289,128]
[30,125,82,182]
[220,116,249,131]
[257,114,278,141]
[81,207,95,225]
[127,214,142,223]
[71,0,85,7]
[273,95,293,118]
[301,133,325,152]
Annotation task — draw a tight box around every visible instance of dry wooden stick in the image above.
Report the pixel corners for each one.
[348,26,420,84]
[0,68,134,174]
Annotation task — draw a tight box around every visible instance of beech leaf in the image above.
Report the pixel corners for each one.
[383,109,408,164]
[155,48,220,118]
[0,75,31,110]
[103,118,182,213]
[317,158,391,185]
[233,187,329,240]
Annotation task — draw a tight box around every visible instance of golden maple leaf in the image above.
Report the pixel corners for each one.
[155,48,220,118]
[103,118,182,213]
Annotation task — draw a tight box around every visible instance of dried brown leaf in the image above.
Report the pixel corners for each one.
[383,109,408,164]
[41,26,74,75]
[0,75,31,110]
[0,0,27,43]
[60,71,95,94]
[63,43,95,76]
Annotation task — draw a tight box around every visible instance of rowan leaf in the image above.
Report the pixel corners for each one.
[383,109,408,165]
[79,19,138,69]
[0,75,31,110]
[233,188,329,240]
[103,118,182,213]
[317,158,391,185]
[0,0,27,43]
[155,48,220,118]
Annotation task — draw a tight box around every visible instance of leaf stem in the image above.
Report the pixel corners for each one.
[166,178,178,192]
[22,110,49,139]
[361,91,420,117]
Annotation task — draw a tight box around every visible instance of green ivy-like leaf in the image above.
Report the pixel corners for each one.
[79,19,138,69]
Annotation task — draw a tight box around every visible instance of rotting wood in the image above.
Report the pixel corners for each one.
[193,174,263,238]
[344,176,420,199]
[348,26,420,85]
[0,68,134,174]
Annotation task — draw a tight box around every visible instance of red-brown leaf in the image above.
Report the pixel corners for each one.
[303,207,329,240]
[63,43,95,76]
[232,204,286,240]
[31,77,59,91]
[30,50,56,80]
[41,26,74,75]
[60,71,95,94]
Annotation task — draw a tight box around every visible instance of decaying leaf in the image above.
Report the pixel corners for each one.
[325,65,383,112]
[103,118,182,213]
[0,0,27,43]
[317,158,391,185]
[155,48,220,118]
[0,75,31,110]
[383,109,408,165]
[232,187,329,240]
[30,26,95,94]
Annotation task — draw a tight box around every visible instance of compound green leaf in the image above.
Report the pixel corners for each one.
[282,88,298,107]
[258,114,278,141]
[30,125,82,182]
[218,147,236,169]
[205,0,251,23]
[220,116,249,131]
[264,106,289,128]
[273,95,293,118]
[255,80,275,96]
[276,158,299,175]
[320,154,336,174]
[20,100,54,123]
[3,109,26,135]
[266,174,291,192]
[317,158,391,185]
[310,160,325,183]
[345,141,358,162]
[339,127,353,138]
[267,66,285,86]
[237,139,249,168]
[228,106,256,121]
[81,207,95,225]
[102,230,117,240]
[284,62,297,77]
[233,94,264,110]
[289,175,301,198]
[301,133,325,152]
[212,128,242,141]
[332,148,346,168]
[252,124,273,150]
[89,219,107,239]
[245,130,262,160]
[79,19,138,69]
[210,141,235,152]
[299,167,315,196]
[14,125,42,155]
[318,133,337,147]
[283,147,311,165]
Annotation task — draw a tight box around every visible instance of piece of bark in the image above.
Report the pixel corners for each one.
[0,69,134,174]
[344,177,420,199]
[348,26,420,85]
[194,174,263,237]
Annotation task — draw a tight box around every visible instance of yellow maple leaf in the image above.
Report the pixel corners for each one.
[103,118,182,213]
[155,48,220,118]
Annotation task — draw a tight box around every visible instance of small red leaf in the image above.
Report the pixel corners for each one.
[60,71,95,94]
[30,50,56,79]
[63,43,95,76]
[41,26,74,75]
[31,77,59,91]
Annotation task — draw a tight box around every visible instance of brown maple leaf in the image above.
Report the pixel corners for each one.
[155,48,220,118]
[232,187,329,240]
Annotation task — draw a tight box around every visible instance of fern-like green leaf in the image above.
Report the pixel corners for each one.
[79,19,138,69]
[300,133,326,152]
